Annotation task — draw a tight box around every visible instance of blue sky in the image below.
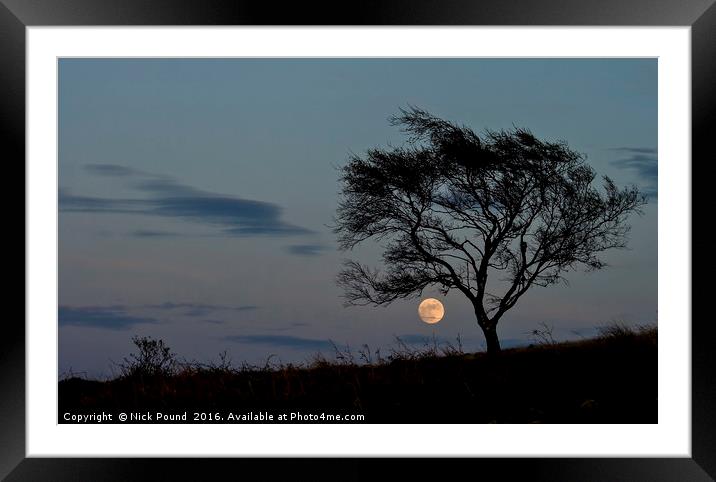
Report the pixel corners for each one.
[58,58,657,377]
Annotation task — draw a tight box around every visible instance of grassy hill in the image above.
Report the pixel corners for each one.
[59,324,657,423]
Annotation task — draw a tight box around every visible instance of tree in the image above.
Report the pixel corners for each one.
[334,107,646,354]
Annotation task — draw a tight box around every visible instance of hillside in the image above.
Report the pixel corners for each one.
[59,325,657,423]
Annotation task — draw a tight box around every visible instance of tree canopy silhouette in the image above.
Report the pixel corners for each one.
[334,107,646,354]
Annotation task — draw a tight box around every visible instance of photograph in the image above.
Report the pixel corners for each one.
[2,0,709,474]
[57,57,658,424]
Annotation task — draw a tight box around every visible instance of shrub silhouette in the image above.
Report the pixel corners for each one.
[118,335,177,378]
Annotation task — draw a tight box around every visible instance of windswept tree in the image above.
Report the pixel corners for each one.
[334,107,646,354]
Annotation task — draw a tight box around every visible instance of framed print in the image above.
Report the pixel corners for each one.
[3,0,712,480]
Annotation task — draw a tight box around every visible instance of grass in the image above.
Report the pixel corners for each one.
[59,323,657,423]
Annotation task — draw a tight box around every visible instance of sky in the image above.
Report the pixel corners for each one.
[58,58,657,377]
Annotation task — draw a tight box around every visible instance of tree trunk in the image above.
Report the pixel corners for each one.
[482,325,502,355]
[474,305,502,355]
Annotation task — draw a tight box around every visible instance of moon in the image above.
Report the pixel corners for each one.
[418,298,444,324]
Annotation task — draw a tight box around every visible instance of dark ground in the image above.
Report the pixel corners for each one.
[59,325,657,424]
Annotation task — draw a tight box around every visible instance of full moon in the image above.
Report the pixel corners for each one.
[418,298,445,324]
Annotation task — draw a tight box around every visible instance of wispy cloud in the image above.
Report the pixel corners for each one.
[285,244,330,256]
[131,230,180,238]
[60,164,313,236]
[85,164,143,177]
[59,305,157,330]
[144,302,258,317]
[396,334,450,345]
[609,147,656,155]
[59,188,145,214]
[267,322,312,332]
[224,334,333,350]
[609,147,657,199]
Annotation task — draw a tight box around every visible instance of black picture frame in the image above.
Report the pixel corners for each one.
[3,1,711,480]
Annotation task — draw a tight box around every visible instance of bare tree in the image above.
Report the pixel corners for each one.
[334,107,646,354]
